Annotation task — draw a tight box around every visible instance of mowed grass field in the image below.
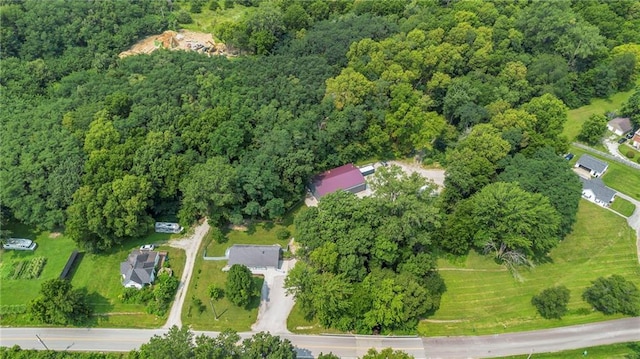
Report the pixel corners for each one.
[419,200,640,336]
[611,197,637,217]
[499,342,640,359]
[563,85,637,141]
[0,224,186,328]
[568,145,640,201]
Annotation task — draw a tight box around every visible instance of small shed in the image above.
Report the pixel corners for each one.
[225,245,281,271]
[575,154,609,178]
[309,163,366,199]
[607,117,633,136]
[359,165,376,176]
[579,177,616,207]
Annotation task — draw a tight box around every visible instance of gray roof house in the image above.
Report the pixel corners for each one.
[579,177,616,207]
[607,117,633,136]
[120,250,160,289]
[575,154,609,178]
[225,244,281,271]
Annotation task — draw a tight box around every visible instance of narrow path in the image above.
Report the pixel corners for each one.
[163,219,210,329]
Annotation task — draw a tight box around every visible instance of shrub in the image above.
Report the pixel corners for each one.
[276,228,291,240]
[176,10,193,24]
[531,286,570,319]
[208,284,224,301]
[626,150,635,158]
[209,1,220,11]
[583,275,640,316]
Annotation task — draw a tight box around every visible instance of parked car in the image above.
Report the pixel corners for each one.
[140,244,155,251]
[627,132,635,139]
[564,153,574,161]
[618,137,627,144]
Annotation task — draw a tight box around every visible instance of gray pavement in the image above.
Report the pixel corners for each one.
[1,317,639,358]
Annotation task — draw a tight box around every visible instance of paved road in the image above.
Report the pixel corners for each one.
[163,219,210,329]
[2,317,638,358]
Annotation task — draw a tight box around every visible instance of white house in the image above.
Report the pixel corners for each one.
[579,177,616,207]
[607,117,633,136]
[575,154,609,178]
[120,250,161,289]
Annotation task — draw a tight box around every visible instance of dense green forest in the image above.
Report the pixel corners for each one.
[1,0,640,332]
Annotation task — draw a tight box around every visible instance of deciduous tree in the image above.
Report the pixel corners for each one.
[225,264,257,308]
[531,286,570,319]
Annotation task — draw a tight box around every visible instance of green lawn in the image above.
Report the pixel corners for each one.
[499,342,640,358]
[181,250,263,331]
[619,143,640,162]
[0,223,186,328]
[563,85,637,141]
[568,144,640,201]
[418,200,640,336]
[287,302,342,335]
[611,197,637,217]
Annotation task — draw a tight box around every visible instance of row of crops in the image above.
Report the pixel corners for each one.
[3,257,47,280]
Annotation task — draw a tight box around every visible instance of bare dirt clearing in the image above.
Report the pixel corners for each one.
[119,30,233,58]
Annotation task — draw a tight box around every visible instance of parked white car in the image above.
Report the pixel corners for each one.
[140,244,155,251]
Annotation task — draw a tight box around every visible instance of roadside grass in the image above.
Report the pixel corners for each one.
[563,85,637,141]
[286,303,342,335]
[568,144,640,201]
[611,197,637,217]
[178,3,255,36]
[498,341,640,358]
[181,249,263,331]
[419,200,640,336]
[0,223,186,328]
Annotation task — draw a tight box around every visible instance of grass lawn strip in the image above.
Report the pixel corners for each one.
[611,197,637,217]
[568,144,640,201]
[419,200,640,336]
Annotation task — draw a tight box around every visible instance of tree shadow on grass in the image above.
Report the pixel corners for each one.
[80,289,114,327]
[626,342,640,358]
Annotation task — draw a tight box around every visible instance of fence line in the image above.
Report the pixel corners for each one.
[572,142,640,170]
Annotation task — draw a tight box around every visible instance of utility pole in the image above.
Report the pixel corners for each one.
[35,334,49,350]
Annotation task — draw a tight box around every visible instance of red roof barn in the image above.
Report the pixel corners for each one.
[309,163,366,199]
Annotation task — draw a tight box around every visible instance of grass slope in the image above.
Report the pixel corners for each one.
[568,145,640,201]
[419,200,640,336]
[178,3,255,36]
[563,86,637,141]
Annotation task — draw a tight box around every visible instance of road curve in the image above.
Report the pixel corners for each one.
[1,317,638,358]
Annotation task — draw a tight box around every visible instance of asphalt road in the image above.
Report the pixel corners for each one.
[1,317,638,358]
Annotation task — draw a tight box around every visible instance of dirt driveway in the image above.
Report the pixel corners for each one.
[251,259,297,333]
[387,160,446,188]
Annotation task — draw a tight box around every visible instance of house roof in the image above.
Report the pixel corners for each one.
[579,177,616,203]
[576,154,609,174]
[120,250,158,286]
[607,117,633,133]
[309,163,366,198]
[633,129,640,144]
[227,245,281,268]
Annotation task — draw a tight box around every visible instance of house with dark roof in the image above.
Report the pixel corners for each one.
[309,163,366,199]
[120,250,161,289]
[579,177,616,207]
[224,244,281,271]
[607,117,633,136]
[575,154,609,178]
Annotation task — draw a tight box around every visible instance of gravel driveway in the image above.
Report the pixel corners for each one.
[163,219,210,329]
[387,160,446,188]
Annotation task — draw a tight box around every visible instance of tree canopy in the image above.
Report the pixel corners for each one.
[28,279,92,325]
